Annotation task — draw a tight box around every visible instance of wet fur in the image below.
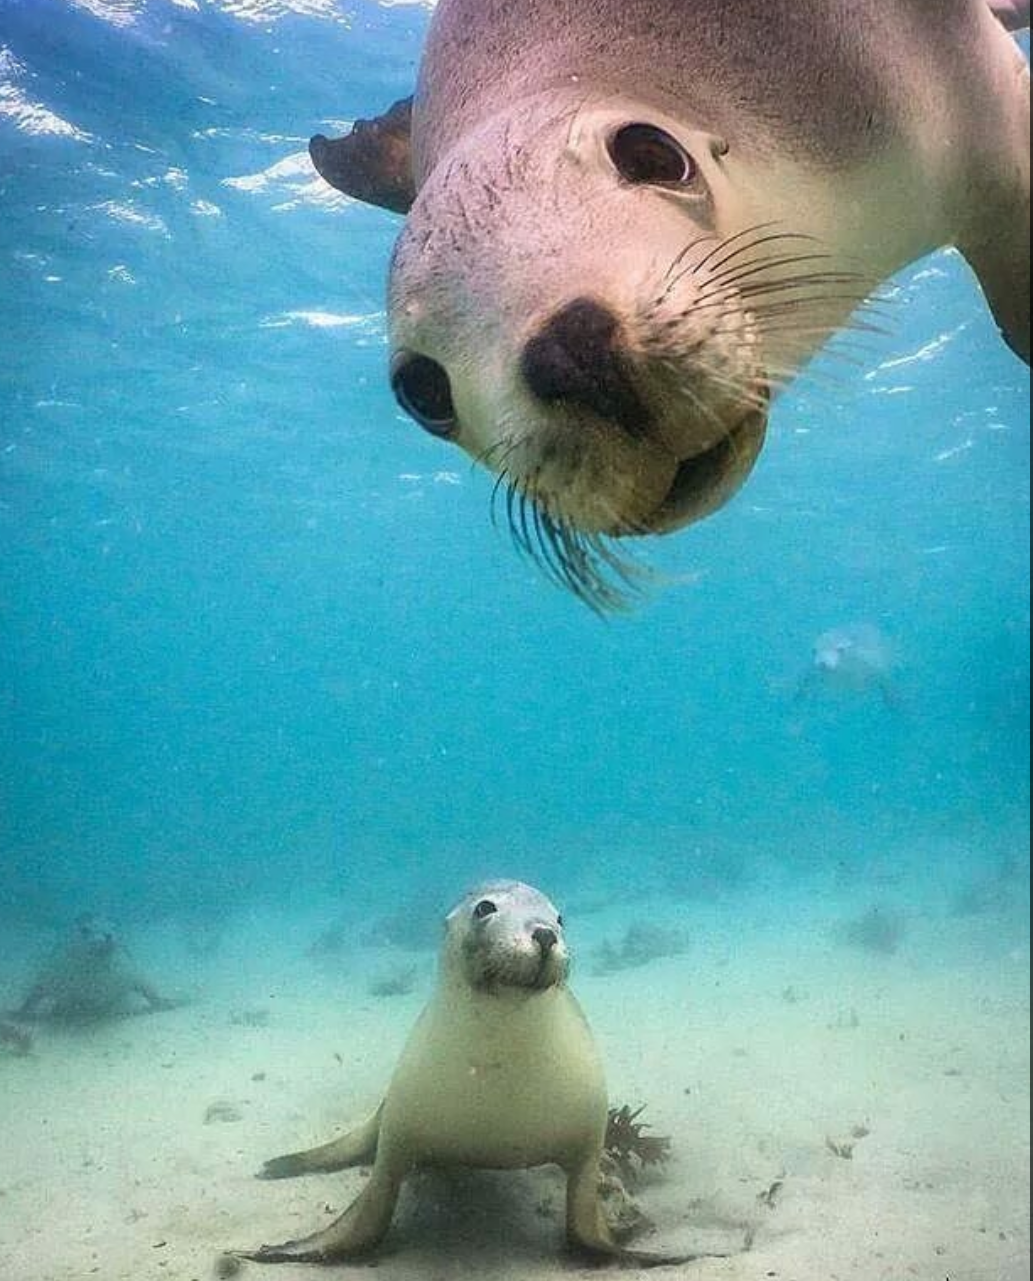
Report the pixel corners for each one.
[313,0,1028,609]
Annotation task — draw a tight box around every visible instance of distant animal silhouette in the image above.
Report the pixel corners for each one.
[796,622,899,708]
[12,914,177,1023]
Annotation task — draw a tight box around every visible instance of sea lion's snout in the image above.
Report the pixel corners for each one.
[521,297,651,439]
[532,926,558,953]
[384,103,782,608]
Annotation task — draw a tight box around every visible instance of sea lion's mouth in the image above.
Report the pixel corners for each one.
[463,939,569,993]
[647,398,768,534]
[531,954,564,991]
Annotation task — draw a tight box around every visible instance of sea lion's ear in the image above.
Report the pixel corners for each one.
[309,96,415,214]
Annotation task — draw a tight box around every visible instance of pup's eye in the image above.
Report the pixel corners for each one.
[472,899,497,920]
[607,124,696,186]
[391,353,457,437]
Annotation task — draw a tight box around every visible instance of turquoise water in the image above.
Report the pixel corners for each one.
[2,1,1027,924]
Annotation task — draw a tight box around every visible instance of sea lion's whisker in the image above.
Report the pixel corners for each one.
[489,467,515,530]
[749,322,886,353]
[589,530,654,587]
[679,286,874,319]
[696,229,819,280]
[517,483,539,561]
[541,508,612,611]
[749,294,888,319]
[505,480,533,558]
[531,503,600,609]
[699,272,870,306]
[751,304,895,336]
[758,358,857,395]
[680,342,771,415]
[700,244,836,278]
[499,473,652,613]
[687,222,785,273]
[484,433,532,482]
[754,312,891,337]
[555,526,611,613]
[682,360,770,412]
[475,435,518,470]
[572,531,645,613]
[698,251,841,293]
[531,500,578,596]
[661,224,784,294]
[662,225,810,298]
[662,232,720,286]
[734,274,872,300]
[502,479,520,549]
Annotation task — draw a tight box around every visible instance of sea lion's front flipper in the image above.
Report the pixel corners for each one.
[240,1143,403,1263]
[257,1105,383,1179]
[564,1153,724,1269]
[309,97,414,214]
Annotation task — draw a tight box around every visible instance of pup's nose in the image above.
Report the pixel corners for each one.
[532,926,558,953]
[520,297,649,437]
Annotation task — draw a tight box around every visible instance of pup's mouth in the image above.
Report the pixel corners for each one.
[531,952,565,991]
[471,944,569,993]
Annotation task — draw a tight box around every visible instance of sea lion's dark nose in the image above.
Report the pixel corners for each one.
[532,926,558,953]
[521,297,650,437]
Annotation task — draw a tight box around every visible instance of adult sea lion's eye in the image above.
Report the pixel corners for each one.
[472,899,497,920]
[608,123,696,186]
[391,353,457,437]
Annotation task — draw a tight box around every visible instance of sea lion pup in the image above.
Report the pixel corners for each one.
[796,620,899,707]
[12,913,176,1023]
[240,881,710,1267]
[309,0,1029,609]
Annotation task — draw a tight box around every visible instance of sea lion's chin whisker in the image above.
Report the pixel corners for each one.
[480,386,767,612]
[471,955,567,993]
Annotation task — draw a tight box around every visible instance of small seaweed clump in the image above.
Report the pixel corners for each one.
[604,1104,672,1185]
[0,1020,33,1057]
[593,922,688,975]
[837,905,907,955]
[368,964,418,998]
[308,920,349,959]
[950,857,1019,918]
[362,897,444,953]
[229,1007,270,1028]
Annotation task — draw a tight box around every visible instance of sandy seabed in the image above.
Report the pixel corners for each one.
[1,860,1028,1281]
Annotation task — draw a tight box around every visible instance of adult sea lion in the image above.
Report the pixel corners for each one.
[310,0,1030,608]
[239,881,709,1266]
